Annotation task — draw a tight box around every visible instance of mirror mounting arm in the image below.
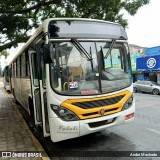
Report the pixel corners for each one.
[43,44,53,64]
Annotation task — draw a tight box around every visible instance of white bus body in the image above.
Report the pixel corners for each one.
[2,65,10,91]
[9,18,135,142]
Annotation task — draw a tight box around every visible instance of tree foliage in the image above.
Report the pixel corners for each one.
[0,50,10,59]
[0,0,150,52]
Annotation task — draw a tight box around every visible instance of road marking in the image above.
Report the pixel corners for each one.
[147,128,160,135]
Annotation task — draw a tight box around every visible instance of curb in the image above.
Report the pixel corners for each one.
[7,93,50,160]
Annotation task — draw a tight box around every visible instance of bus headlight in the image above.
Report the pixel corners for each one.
[50,104,79,121]
[122,95,133,111]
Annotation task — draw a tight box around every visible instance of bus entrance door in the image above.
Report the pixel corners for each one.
[29,50,50,137]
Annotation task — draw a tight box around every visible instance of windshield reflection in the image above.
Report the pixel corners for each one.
[49,41,132,95]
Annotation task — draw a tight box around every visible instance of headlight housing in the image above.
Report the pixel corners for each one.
[50,104,79,121]
[122,95,133,111]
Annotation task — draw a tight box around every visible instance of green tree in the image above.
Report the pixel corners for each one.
[0,0,150,52]
[0,50,10,59]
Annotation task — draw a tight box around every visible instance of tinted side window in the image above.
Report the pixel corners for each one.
[143,81,150,85]
[31,54,38,86]
[11,63,13,77]
[17,57,21,77]
[13,61,16,77]
[26,52,30,77]
[137,81,143,84]
[21,53,26,77]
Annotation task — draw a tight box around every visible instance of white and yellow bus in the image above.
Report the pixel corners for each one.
[2,65,10,91]
[9,18,135,142]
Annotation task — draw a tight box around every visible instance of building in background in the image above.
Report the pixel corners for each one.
[129,44,146,82]
[136,46,160,84]
[145,46,160,56]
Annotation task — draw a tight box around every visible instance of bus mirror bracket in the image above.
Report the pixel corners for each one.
[43,44,53,64]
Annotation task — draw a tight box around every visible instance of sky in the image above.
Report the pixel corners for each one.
[2,0,160,66]
[124,0,160,47]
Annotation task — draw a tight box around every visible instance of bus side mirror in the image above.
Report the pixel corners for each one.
[43,44,53,64]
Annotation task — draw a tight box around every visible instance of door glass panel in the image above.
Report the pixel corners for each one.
[31,54,39,86]
[34,89,42,122]
[43,92,49,133]
[40,48,46,88]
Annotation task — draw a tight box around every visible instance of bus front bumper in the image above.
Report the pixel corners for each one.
[50,104,135,142]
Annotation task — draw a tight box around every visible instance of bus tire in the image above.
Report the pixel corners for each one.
[28,97,36,128]
[28,97,34,119]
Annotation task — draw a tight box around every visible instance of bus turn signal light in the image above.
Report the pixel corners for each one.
[125,112,134,120]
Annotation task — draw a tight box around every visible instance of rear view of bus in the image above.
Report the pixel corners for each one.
[10,18,135,142]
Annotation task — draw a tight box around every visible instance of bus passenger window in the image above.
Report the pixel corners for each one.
[26,52,30,77]
[17,58,21,77]
[21,53,26,77]
[13,61,16,77]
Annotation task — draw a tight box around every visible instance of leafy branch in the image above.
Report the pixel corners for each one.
[0,0,150,52]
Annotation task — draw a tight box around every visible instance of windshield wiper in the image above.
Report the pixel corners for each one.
[89,46,94,73]
[71,38,92,60]
[71,38,94,72]
[104,39,116,58]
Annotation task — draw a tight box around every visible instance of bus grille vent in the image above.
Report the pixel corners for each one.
[82,108,119,117]
[72,95,124,109]
[88,118,116,128]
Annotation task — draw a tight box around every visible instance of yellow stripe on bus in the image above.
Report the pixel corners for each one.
[61,90,131,120]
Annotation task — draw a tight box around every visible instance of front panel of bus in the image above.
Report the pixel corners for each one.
[44,20,135,142]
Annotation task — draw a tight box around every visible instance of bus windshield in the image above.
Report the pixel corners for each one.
[49,40,132,95]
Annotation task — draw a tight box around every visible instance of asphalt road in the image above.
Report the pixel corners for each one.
[109,93,160,152]
[14,92,160,160]
[36,92,159,160]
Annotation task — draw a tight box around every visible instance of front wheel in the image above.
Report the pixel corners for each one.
[152,89,159,95]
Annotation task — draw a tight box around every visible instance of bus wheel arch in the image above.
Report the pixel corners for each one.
[28,96,34,119]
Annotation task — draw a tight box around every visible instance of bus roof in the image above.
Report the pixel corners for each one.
[42,18,120,25]
[9,18,126,64]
